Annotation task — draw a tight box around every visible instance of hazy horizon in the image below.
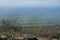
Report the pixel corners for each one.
[0,0,60,25]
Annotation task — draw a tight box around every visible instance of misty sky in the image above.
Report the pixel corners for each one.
[0,0,60,8]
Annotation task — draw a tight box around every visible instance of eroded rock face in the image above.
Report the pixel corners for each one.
[0,36,8,40]
[0,38,7,40]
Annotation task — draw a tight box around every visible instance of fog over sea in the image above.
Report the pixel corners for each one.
[0,7,60,24]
